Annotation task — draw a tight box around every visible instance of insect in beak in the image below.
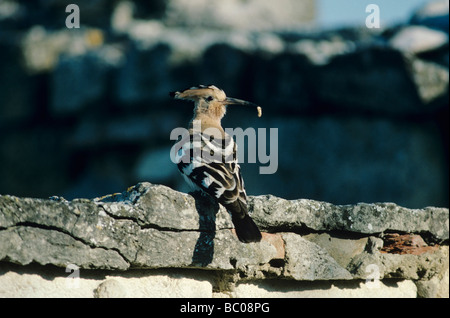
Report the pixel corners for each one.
[223,97,262,117]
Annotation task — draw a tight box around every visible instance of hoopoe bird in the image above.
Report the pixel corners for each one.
[170,85,262,243]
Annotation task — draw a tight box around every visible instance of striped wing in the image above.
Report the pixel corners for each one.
[174,130,248,219]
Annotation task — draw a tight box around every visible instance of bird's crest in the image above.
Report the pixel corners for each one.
[170,85,262,117]
[169,85,226,102]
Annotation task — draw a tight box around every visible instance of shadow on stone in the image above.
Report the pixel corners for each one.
[190,191,220,267]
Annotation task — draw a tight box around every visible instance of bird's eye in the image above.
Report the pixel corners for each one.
[206,96,214,102]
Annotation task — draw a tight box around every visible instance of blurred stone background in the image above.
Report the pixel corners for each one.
[0,0,448,208]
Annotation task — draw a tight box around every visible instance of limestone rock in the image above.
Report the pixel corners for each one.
[389,26,448,54]
[410,0,449,32]
[94,279,128,298]
[303,233,368,268]
[232,279,418,298]
[314,47,449,114]
[0,226,129,270]
[282,233,352,280]
[249,194,449,242]
[1,182,447,285]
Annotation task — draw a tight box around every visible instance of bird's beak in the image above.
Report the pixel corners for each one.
[224,97,262,117]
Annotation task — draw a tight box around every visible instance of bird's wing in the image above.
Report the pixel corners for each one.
[175,131,248,219]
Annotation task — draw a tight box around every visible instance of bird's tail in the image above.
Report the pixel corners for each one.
[232,215,262,243]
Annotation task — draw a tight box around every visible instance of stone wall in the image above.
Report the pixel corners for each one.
[0,1,448,209]
[0,0,448,298]
[0,183,448,298]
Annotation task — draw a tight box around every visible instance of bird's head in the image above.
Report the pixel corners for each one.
[170,85,261,121]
